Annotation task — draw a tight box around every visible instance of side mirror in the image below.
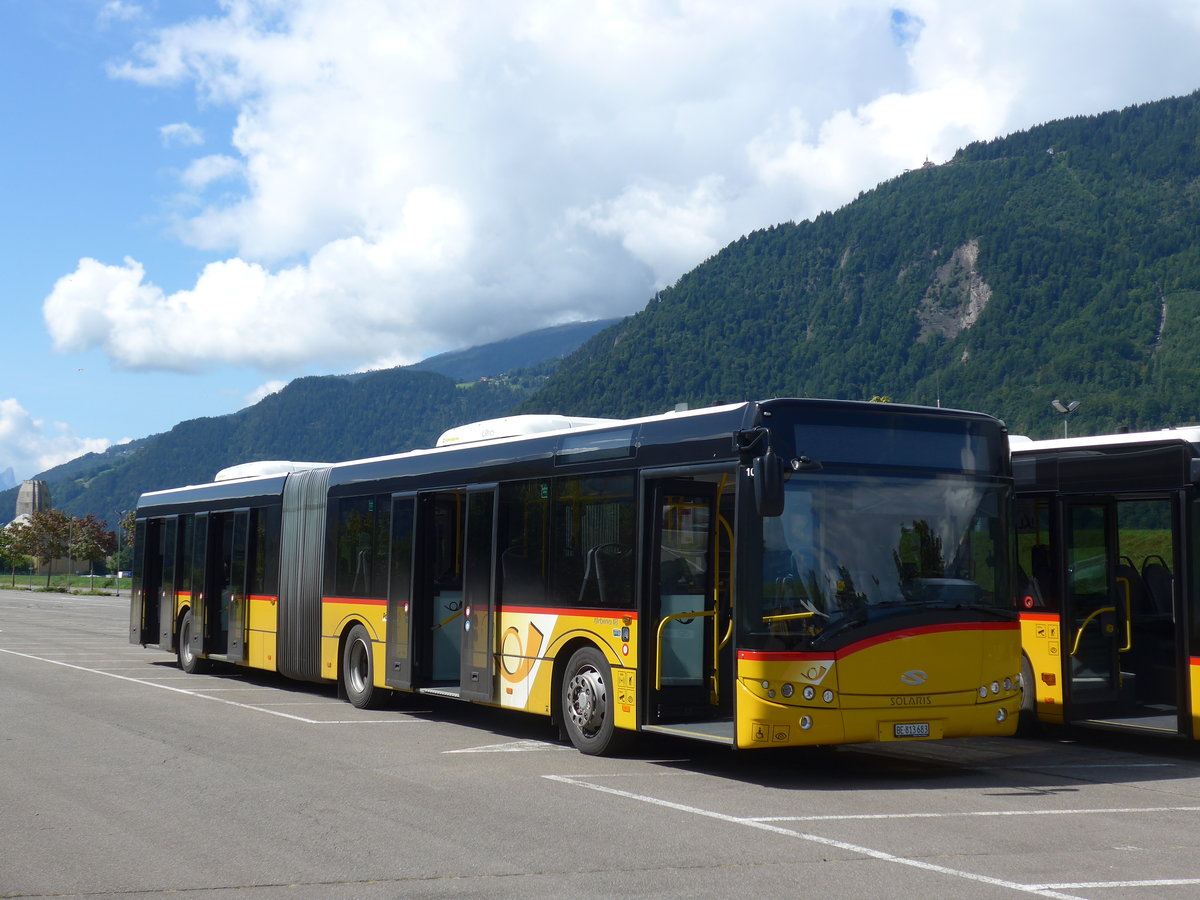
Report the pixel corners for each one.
[753,450,785,517]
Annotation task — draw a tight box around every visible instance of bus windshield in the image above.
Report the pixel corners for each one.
[745,472,1011,649]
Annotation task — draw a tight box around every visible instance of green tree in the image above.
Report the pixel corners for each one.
[8,510,71,587]
[0,527,30,586]
[70,514,116,578]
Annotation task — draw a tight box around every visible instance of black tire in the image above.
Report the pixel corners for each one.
[342,623,386,709]
[177,610,209,674]
[1017,654,1041,736]
[560,646,631,756]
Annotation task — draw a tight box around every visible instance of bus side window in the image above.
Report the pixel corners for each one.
[498,480,548,606]
[550,474,635,608]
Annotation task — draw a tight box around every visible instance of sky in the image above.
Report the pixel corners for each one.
[2,0,1200,485]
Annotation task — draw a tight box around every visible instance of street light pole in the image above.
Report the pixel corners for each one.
[1051,399,1081,438]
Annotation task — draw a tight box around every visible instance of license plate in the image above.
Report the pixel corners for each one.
[894,722,930,738]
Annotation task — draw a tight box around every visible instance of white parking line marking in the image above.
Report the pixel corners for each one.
[751,806,1200,822]
[1035,878,1200,890]
[0,648,422,726]
[545,774,1197,899]
[446,740,570,753]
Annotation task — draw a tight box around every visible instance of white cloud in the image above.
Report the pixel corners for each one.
[244,380,287,406]
[97,2,142,28]
[0,399,110,482]
[181,154,242,189]
[159,122,204,147]
[51,0,1200,376]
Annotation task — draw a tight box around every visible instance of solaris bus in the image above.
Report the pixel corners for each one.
[131,398,1022,755]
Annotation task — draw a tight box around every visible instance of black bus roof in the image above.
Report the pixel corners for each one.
[137,398,1007,514]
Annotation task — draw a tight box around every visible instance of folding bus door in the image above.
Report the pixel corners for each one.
[188,514,209,660]
[459,486,498,702]
[386,493,416,690]
[130,518,157,645]
[224,511,250,663]
[193,510,250,661]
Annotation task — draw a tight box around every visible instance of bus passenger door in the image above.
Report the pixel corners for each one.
[645,478,722,725]
[414,491,466,690]
[224,511,250,663]
[195,510,249,660]
[386,493,416,690]
[1063,496,1181,732]
[130,518,158,646]
[155,517,179,650]
[188,514,209,659]
[459,486,498,702]
[1064,501,1124,718]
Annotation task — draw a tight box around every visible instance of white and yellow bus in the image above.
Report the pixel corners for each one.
[131,398,1021,755]
[1013,427,1200,738]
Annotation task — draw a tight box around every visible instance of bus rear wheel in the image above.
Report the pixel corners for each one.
[177,610,209,675]
[342,624,386,709]
[560,646,630,756]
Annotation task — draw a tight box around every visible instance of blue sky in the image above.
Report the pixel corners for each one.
[3,0,1200,485]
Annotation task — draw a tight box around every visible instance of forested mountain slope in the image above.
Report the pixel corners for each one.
[524,92,1200,438]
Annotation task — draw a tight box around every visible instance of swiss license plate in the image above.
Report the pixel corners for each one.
[894,722,931,738]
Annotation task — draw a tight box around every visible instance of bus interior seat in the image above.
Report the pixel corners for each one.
[1140,555,1173,617]
[579,543,632,606]
[501,546,542,603]
[1030,544,1055,605]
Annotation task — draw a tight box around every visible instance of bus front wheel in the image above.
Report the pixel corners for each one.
[560,646,630,756]
[342,624,385,709]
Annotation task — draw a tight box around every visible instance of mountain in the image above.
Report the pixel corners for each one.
[523,91,1200,439]
[406,319,620,382]
[0,321,613,528]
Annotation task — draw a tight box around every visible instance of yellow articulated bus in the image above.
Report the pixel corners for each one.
[1013,426,1200,739]
[130,398,1021,755]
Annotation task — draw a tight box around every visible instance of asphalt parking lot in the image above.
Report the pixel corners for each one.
[3,587,1200,899]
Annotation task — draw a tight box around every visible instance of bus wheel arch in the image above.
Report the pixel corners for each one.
[177,607,209,674]
[556,641,631,756]
[340,621,387,709]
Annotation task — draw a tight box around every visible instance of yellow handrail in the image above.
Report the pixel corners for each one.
[1114,576,1132,653]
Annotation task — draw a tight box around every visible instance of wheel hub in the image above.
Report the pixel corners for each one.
[566,666,606,734]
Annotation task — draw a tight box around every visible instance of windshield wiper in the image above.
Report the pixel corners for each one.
[808,610,870,648]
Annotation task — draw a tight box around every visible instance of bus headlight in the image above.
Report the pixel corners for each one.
[822,689,834,704]
[781,683,794,698]
[800,715,813,730]
[978,686,989,699]
[996,708,1008,723]
[802,686,815,701]
[1003,677,1013,692]
[991,681,1000,695]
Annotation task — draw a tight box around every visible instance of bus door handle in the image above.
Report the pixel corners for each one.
[655,609,715,690]
[1069,605,1116,657]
